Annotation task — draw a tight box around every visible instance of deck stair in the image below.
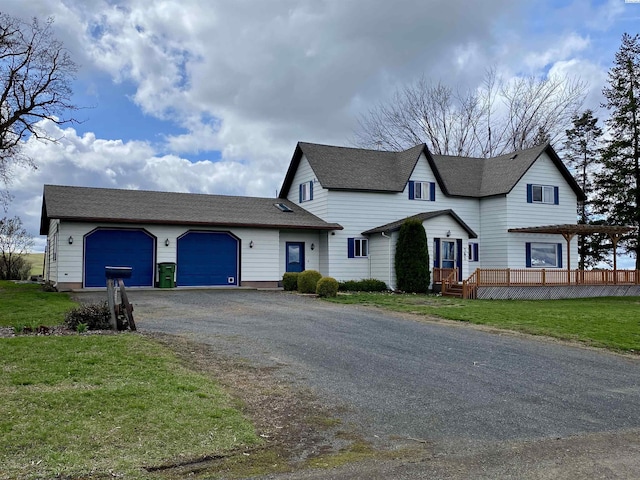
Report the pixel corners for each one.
[442,283,464,298]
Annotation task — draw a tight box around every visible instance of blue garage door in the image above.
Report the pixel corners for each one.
[177,231,239,286]
[84,229,155,287]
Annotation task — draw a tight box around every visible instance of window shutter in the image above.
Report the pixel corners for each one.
[557,243,563,268]
[526,184,533,203]
[473,243,479,261]
[309,181,314,201]
[299,184,303,203]
[525,243,532,268]
[347,238,355,258]
[430,182,436,201]
[408,181,415,200]
[434,238,440,268]
[456,239,463,281]
[553,186,559,205]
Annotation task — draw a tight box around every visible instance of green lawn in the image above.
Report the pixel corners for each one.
[0,280,261,479]
[326,293,640,352]
[23,252,44,277]
[0,281,77,328]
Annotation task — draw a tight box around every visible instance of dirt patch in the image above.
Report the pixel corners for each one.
[145,332,378,478]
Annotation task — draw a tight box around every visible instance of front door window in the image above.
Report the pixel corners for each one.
[286,242,305,273]
[442,240,456,269]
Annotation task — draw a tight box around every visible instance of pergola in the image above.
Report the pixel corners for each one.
[507,224,637,271]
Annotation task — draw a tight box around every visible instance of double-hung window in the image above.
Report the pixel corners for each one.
[527,184,558,205]
[408,181,436,201]
[348,238,368,258]
[299,181,313,203]
[526,242,562,268]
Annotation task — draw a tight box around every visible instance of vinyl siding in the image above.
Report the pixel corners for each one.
[322,153,480,281]
[478,196,509,268]
[506,152,578,269]
[49,221,287,286]
[278,231,322,277]
[286,154,329,219]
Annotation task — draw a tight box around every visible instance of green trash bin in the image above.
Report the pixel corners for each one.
[157,263,176,288]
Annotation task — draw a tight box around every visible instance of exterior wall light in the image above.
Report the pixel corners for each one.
[311,243,315,250]
[249,241,254,248]
[165,238,170,246]
[68,236,73,244]
[446,230,451,237]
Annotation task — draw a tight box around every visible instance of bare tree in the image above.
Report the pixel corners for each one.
[0,216,34,280]
[354,69,586,157]
[0,13,78,206]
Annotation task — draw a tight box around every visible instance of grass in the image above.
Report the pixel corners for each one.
[0,334,260,479]
[0,281,77,328]
[0,280,261,478]
[23,252,44,277]
[325,293,640,352]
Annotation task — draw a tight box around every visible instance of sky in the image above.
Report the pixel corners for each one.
[2,0,640,265]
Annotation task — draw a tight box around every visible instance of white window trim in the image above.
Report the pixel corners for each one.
[300,182,310,202]
[532,184,555,204]
[530,242,559,268]
[414,181,432,201]
[354,238,368,258]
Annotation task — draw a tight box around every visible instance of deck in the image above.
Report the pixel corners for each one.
[434,268,640,300]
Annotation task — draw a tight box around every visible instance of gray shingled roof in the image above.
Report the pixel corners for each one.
[40,185,342,235]
[362,210,477,238]
[279,142,424,195]
[431,144,550,197]
[279,141,584,201]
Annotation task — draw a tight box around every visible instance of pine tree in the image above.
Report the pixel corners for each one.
[563,110,604,268]
[594,33,640,269]
[394,219,430,293]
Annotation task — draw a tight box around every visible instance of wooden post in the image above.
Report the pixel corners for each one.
[106,279,117,330]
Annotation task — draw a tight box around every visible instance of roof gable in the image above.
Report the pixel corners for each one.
[40,185,342,235]
[278,142,426,196]
[362,209,477,238]
[279,142,584,201]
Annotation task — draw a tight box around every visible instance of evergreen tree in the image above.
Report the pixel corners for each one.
[394,219,430,293]
[594,33,640,269]
[563,109,605,268]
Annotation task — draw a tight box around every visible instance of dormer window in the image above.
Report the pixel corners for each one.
[299,181,313,203]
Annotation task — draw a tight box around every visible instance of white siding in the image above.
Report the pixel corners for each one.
[322,153,480,281]
[286,154,329,219]
[46,220,59,283]
[369,232,395,289]
[478,196,509,268]
[50,222,288,286]
[505,152,579,269]
[278,231,322,277]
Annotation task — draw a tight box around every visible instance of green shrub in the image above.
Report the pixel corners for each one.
[338,278,388,292]
[297,269,322,294]
[316,277,339,297]
[282,272,300,291]
[65,302,112,331]
[395,219,430,293]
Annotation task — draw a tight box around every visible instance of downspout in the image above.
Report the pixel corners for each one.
[381,232,394,290]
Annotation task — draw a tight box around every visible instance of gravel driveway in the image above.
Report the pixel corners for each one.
[75,289,640,478]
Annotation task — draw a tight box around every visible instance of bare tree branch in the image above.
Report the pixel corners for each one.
[354,68,586,157]
[0,13,78,207]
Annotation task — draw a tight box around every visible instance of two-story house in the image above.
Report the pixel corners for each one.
[40,141,584,291]
[278,142,583,290]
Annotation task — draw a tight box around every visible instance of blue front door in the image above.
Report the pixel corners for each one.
[286,242,305,272]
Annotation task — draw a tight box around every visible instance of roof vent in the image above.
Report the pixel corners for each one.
[510,153,518,160]
[274,203,293,213]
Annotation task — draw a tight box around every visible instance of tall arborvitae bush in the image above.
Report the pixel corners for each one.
[394,219,430,293]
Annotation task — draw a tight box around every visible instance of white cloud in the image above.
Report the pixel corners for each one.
[2,0,636,259]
